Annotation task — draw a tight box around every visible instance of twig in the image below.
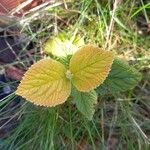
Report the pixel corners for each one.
[19,1,64,25]
[10,0,34,15]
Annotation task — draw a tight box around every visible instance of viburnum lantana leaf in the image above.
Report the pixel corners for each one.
[96,59,142,95]
[69,45,114,92]
[16,45,114,107]
[44,34,85,57]
[16,59,71,107]
[72,88,98,120]
[44,37,66,57]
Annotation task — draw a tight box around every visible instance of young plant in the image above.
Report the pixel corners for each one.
[15,36,141,120]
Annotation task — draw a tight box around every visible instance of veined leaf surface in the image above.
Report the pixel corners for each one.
[16,59,71,107]
[69,45,115,92]
[96,59,142,94]
[72,88,98,120]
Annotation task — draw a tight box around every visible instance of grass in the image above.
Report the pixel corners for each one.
[0,0,150,149]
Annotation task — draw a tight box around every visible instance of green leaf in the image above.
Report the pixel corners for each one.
[96,59,142,95]
[72,88,98,120]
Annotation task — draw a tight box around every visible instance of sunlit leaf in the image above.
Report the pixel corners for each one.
[44,37,66,57]
[69,45,115,92]
[44,34,84,57]
[16,59,71,107]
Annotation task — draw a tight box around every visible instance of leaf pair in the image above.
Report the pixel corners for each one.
[16,45,114,107]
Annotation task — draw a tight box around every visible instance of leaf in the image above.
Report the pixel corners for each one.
[62,40,79,56]
[69,45,115,92]
[44,37,66,57]
[72,88,98,120]
[16,59,71,107]
[96,59,142,95]
[44,34,84,57]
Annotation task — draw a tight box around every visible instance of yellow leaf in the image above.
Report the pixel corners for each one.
[44,37,66,57]
[69,45,115,92]
[16,59,71,107]
[44,37,79,57]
